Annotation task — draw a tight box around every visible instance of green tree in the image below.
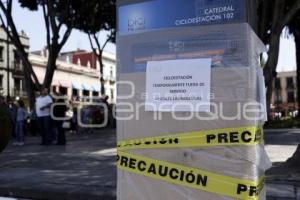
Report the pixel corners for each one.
[288,9,300,118]
[19,0,73,89]
[257,0,300,117]
[257,0,300,167]
[0,0,77,107]
[286,10,300,167]
[0,0,40,108]
[59,0,116,95]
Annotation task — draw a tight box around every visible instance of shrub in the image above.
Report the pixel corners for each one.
[264,118,300,129]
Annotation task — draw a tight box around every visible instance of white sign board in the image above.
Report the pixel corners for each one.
[145,58,211,112]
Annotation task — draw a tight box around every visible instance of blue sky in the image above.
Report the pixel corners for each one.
[12,2,116,53]
[12,2,296,72]
[277,37,296,72]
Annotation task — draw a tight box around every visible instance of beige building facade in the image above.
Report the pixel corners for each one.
[0,28,29,99]
[30,50,116,103]
[271,70,298,114]
[0,27,117,104]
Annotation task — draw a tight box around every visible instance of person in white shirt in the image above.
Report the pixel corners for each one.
[36,88,53,145]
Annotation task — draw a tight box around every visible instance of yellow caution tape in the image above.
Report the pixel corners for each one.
[118,126,263,150]
[117,151,264,200]
[117,126,265,199]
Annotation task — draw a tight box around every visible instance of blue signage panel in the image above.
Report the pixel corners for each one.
[118,0,246,34]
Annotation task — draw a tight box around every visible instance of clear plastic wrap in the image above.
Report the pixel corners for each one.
[117,5,271,199]
[117,23,265,73]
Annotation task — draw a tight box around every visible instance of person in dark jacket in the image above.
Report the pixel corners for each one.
[53,94,67,145]
[8,101,18,137]
[14,100,28,146]
[0,96,12,152]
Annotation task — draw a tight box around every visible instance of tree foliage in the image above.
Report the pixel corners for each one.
[58,0,116,95]
[0,0,115,106]
[0,0,76,105]
[19,0,75,89]
[61,0,116,35]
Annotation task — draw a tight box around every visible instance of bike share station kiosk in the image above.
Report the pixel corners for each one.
[116,0,271,199]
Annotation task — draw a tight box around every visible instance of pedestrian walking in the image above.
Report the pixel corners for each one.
[80,105,93,134]
[36,88,53,145]
[14,100,27,146]
[28,108,38,136]
[53,94,67,145]
[71,107,79,134]
[8,101,18,138]
[102,95,114,128]
[8,101,18,137]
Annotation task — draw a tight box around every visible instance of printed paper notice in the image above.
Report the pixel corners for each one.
[145,58,211,112]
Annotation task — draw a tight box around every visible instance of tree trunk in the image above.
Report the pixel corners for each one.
[263,32,281,117]
[98,50,105,96]
[0,103,11,153]
[87,34,111,97]
[23,68,36,110]
[286,144,300,167]
[0,7,41,108]
[43,48,59,89]
[285,32,300,167]
[296,33,300,117]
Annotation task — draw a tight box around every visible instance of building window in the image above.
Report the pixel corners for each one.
[14,78,21,90]
[22,79,25,91]
[110,67,113,77]
[92,91,99,97]
[59,86,68,95]
[72,89,79,101]
[14,50,21,70]
[14,50,20,63]
[83,90,90,102]
[275,90,282,104]
[83,90,89,96]
[0,46,3,61]
[0,75,3,89]
[286,77,294,89]
[287,91,295,103]
[274,78,281,89]
[111,89,114,101]
[51,86,56,93]
[72,89,78,96]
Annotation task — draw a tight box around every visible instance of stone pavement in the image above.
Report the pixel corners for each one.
[265,129,300,200]
[0,129,117,200]
[0,128,299,200]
